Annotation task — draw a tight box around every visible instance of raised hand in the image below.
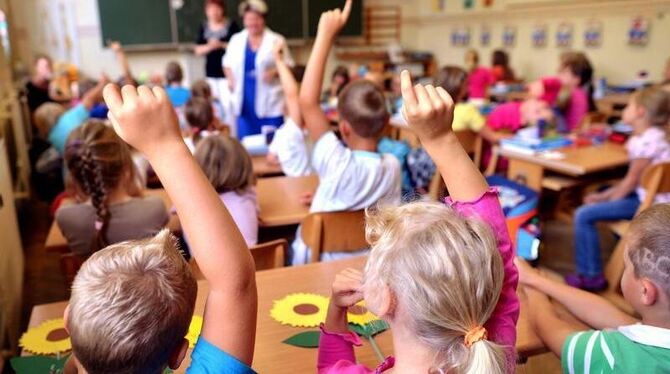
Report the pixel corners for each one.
[102,84,182,158]
[400,70,454,143]
[317,0,352,39]
[330,268,364,309]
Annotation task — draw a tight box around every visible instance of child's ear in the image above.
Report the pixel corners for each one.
[339,121,351,139]
[168,338,189,370]
[63,304,71,333]
[640,278,659,307]
[376,285,397,318]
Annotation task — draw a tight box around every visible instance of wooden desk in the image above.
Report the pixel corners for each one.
[27,257,545,373]
[257,175,318,227]
[44,189,173,252]
[252,155,283,177]
[500,142,629,191]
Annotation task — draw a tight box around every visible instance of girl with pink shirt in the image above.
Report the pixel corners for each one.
[465,49,494,104]
[544,52,595,132]
[316,67,519,373]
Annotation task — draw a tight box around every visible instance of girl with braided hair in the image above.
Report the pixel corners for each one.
[56,120,169,256]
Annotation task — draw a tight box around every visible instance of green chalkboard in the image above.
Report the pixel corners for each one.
[307,0,363,37]
[176,0,207,44]
[98,0,174,47]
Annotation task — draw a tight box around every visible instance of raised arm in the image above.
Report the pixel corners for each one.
[516,258,638,330]
[110,42,136,86]
[273,39,301,126]
[103,84,257,364]
[299,0,352,142]
[81,75,109,111]
[400,70,488,201]
[523,286,582,356]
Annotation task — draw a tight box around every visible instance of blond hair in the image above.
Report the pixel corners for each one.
[34,102,65,138]
[630,86,670,128]
[194,135,255,194]
[364,202,507,374]
[627,203,670,297]
[68,229,197,373]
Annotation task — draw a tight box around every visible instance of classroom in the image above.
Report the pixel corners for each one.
[1,0,669,372]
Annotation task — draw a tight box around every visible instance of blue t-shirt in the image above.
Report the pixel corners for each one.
[48,103,89,154]
[166,86,191,107]
[187,337,256,374]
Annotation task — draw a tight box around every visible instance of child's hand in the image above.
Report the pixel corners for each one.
[266,152,280,166]
[272,39,285,62]
[400,70,455,144]
[514,257,542,287]
[331,268,364,309]
[109,41,122,53]
[584,191,607,204]
[103,84,182,158]
[317,0,352,39]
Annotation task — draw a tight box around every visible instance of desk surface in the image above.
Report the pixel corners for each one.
[257,175,318,227]
[499,142,629,177]
[252,155,283,177]
[27,257,545,373]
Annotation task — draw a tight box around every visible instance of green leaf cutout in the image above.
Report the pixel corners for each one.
[348,320,390,338]
[283,330,321,348]
[10,355,69,374]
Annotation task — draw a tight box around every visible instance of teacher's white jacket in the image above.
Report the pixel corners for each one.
[223,28,294,118]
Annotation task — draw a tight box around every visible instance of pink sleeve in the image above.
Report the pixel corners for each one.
[445,189,520,369]
[317,325,374,374]
[564,88,588,132]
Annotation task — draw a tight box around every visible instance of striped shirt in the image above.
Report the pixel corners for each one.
[562,325,670,373]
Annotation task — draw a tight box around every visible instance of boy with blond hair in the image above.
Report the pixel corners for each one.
[517,203,670,373]
[63,83,258,373]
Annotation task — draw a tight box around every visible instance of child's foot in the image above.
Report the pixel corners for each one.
[564,273,608,292]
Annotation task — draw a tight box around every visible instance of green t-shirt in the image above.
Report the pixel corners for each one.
[562,328,670,373]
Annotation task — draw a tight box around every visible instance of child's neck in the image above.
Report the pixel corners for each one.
[389,321,437,373]
[106,185,133,205]
[632,120,652,136]
[346,136,378,153]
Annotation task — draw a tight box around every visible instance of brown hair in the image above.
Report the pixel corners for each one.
[205,0,226,12]
[631,86,670,128]
[337,80,389,138]
[560,51,596,111]
[194,135,255,194]
[627,203,670,297]
[191,80,213,99]
[332,65,350,95]
[64,120,141,253]
[165,61,183,85]
[492,50,515,81]
[69,229,197,373]
[435,66,468,103]
[34,102,65,138]
[185,97,214,133]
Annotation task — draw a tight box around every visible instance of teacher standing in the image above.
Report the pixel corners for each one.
[223,0,294,139]
[194,0,240,101]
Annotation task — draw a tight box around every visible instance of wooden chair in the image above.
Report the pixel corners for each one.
[601,162,670,314]
[60,253,86,286]
[250,239,288,271]
[301,210,368,263]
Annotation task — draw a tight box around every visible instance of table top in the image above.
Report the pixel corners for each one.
[257,175,318,227]
[499,142,629,176]
[27,257,545,373]
[252,155,283,177]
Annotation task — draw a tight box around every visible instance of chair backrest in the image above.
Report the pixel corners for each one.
[301,210,368,263]
[250,239,288,271]
[60,253,86,286]
[603,162,670,303]
[454,130,483,168]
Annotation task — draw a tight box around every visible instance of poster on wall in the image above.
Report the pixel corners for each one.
[433,0,447,11]
[531,24,547,48]
[480,25,491,47]
[556,22,573,48]
[451,26,471,46]
[464,0,474,9]
[628,16,650,46]
[502,25,516,47]
[584,20,603,48]
[483,0,494,7]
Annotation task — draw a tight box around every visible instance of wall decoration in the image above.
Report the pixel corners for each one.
[433,0,447,11]
[556,22,573,48]
[531,24,548,48]
[483,0,494,7]
[628,16,650,46]
[584,20,603,48]
[480,25,491,47]
[464,0,475,9]
[502,26,516,47]
[451,26,471,47]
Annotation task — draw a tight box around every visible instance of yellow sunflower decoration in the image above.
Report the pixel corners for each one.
[346,301,378,326]
[185,315,203,348]
[270,293,329,327]
[19,318,72,355]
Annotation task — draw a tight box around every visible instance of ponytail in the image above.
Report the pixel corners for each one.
[462,338,507,374]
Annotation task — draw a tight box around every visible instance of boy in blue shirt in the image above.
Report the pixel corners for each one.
[165,61,191,107]
[62,84,257,373]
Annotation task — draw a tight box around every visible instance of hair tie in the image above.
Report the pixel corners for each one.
[464,326,487,348]
[94,220,103,231]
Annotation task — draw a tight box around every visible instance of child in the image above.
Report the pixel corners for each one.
[56,120,168,256]
[294,0,401,265]
[486,96,555,133]
[34,76,108,154]
[183,97,227,151]
[165,61,191,107]
[516,203,670,373]
[191,79,230,127]
[267,39,312,177]
[569,87,670,291]
[465,49,494,105]
[491,49,516,83]
[317,68,519,373]
[62,83,258,373]
[193,135,258,247]
[435,65,508,144]
[323,65,350,105]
